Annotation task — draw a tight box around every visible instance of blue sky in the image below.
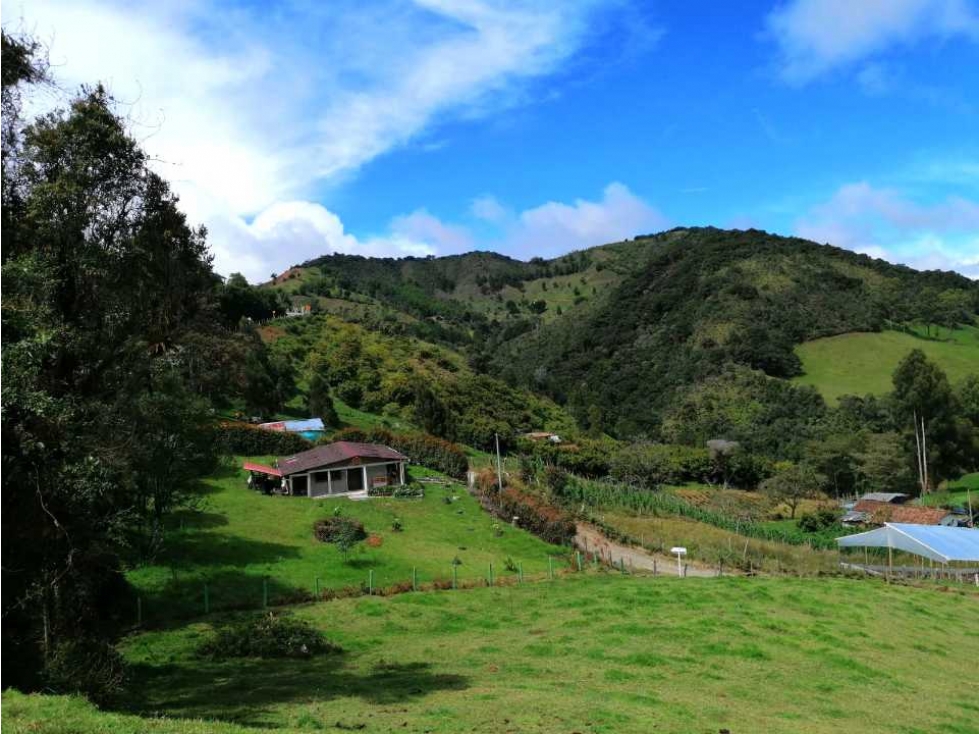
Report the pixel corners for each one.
[15,0,979,280]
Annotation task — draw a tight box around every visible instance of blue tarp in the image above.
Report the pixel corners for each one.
[837,522,979,563]
[282,418,324,432]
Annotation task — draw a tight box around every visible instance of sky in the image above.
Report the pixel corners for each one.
[10,0,979,281]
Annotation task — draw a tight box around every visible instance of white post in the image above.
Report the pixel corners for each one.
[400,461,405,486]
[328,471,333,495]
[912,410,924,494]
[362,465,368,493]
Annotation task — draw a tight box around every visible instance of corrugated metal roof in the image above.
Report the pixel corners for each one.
[838,523,979,563]
[858,492,909,504]
[243,461,282,477]
[258,418,325,433]
[278,441,407,476]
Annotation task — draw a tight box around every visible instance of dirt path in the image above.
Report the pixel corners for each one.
[574,523,719,578]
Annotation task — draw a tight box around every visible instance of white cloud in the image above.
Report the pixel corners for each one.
[765,0,979,83]
[504,182,669,257]
[20,0,620,278]
[796,181,979,277]
[389,209,474,251]
[470,194,510,223]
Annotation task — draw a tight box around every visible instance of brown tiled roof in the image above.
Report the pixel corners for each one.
[854,500,948,526]
[278,441,407,476]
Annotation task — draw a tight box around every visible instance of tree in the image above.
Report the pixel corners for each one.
[2,54,218,696]
[855,432,915,496]
[760,463,826,519]
[706,439,739,490]
[307,371,340,427]
[892,350,961,493]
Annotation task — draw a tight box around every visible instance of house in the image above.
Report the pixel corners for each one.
[246,441,408,498]
[858,492,910,504]
[523,431,562,444]
[841,499,955,528]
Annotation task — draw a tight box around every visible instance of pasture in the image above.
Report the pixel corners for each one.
[793,325,979,404]
[6,575,979,733]
[126,460,565,623]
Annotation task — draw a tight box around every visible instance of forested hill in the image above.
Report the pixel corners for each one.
[272,228,978,442]
[489,228,978,436]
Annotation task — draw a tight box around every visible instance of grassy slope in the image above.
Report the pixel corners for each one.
[921,472,979,509]
[794,324,979,404]
[9,576,979,734]
[127,461,566,623]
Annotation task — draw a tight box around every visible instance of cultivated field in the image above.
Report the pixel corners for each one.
[793,325,979,404]
[6,575,979,734]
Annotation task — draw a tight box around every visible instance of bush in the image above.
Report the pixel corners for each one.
[198,613,340,659]
[216,421,312,455]
[313,516,367,544]
[327,427,468,478]
[43,637,128,705]
[368,482,424,498]
[476,484,576,545]
[797,508,840,533]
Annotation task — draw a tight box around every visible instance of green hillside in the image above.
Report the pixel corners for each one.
[795,325,979,403]
[7,576,979,734]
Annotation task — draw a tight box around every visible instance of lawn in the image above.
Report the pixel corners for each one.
[6,575,979,734]
[126,460,567,624]
[793,324,979,404]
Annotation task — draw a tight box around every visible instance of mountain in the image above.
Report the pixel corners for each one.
[266,227,979,446]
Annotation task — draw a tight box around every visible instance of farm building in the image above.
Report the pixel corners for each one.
[245,441,408,498]
[841,500,959,527]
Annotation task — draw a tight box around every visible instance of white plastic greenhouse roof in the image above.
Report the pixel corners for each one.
[837,523,979,563]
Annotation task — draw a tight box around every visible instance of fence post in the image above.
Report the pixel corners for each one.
[548,556,554,580]
[368,570,374,595]
[576,551,583,572]
[653,559,657,576]
[718,560,723,577]
[452,565,458,589]
[619,558,626,574]
[262,577,268,608]
[488,563,494,587]
[683,563,688,578]
[412,567,418,591]
[315,577,321,598]
[204,583,210,614]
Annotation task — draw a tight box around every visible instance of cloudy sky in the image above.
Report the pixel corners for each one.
[12,0,979,280]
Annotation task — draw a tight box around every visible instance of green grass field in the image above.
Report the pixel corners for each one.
[6,575,979,734]
[127,460,566,623]
[794,325,979,404]
[922,472,979,510]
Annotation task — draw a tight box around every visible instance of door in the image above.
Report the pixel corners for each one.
[347,467,364,491]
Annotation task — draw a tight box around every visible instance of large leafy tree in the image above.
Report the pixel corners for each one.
[2,36,218,697]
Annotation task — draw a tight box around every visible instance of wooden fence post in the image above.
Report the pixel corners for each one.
[412,567,418,591]
[488,563,494,587]
[368,570,374,595]
[548,556,554,580]
[576,552,583,572]
[315,577,321,597]
[452,565,458,589]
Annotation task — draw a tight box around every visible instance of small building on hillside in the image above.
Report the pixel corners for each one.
[858,492,910,505]
[523,431,562,444]
[245,441,408,498]
[841,499,955,528]
[258,418,325,441]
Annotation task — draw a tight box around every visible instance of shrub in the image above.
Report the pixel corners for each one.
[313,516,367,544]
[391,518,403,532]
[797,508,840,533]
[198,613,340,659]
[477,485,576,545]
[43,637,128,705]
[368,482,424,498]
[216,421,312,455]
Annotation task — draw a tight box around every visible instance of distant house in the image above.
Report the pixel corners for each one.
[841,499,956,528]
[523,431,562,444]
[246,441,408,498]
[858,492,910,504]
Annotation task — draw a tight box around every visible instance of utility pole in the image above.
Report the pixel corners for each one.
[495,432,504,492]
[920,414,929,494]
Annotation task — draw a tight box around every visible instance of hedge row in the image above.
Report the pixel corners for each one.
[216,422,313,456]
[473,479,576,546]
[326,427,469,478]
